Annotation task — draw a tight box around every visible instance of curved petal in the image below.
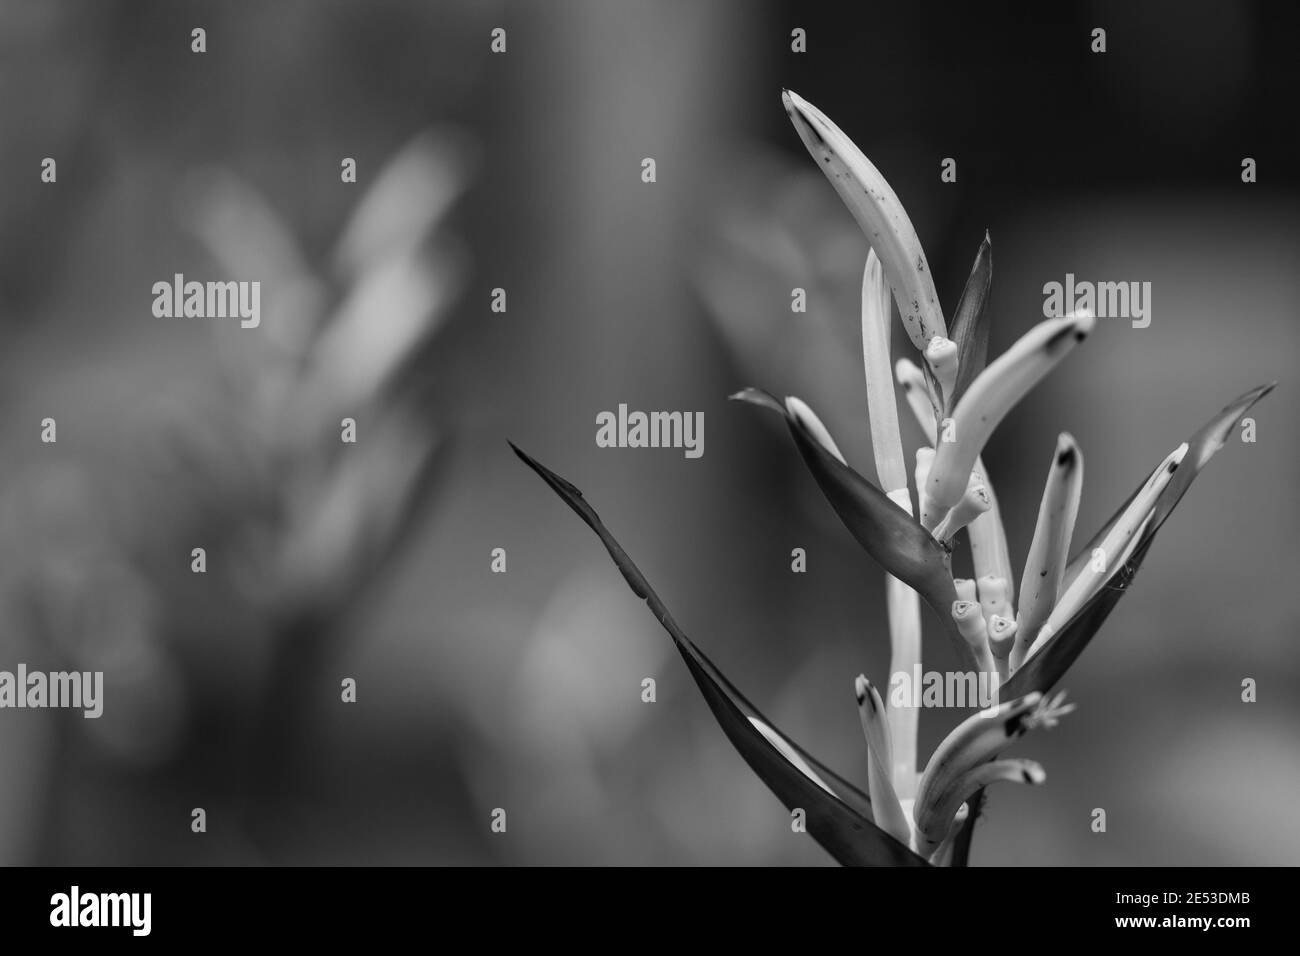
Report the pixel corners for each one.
[782,89,946,351]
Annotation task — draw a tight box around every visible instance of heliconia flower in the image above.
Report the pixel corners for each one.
[514,90,1273,866]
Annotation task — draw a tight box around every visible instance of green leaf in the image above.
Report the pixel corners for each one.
[1008,381,1274,700]
[511,442,929,867]
[731,388,976,670]
[945,233,992,411]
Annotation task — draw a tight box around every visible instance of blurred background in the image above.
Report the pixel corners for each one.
[0,0,1296,865]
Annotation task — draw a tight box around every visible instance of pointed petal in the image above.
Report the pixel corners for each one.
[511,442,929,866]
[1013,434,1084,667]
[782,89,946,350]
[1004,383,1275,699]
[1026,444,1185,661]
[854,676,911,845]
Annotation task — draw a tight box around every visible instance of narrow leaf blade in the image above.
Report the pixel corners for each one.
[512,442,928,866]
[946,234,992,409]
[732,389,975,670]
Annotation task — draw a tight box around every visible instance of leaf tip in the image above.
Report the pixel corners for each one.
[729,386,785,415]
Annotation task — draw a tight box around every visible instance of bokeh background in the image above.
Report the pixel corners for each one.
[0,0,1296,865]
